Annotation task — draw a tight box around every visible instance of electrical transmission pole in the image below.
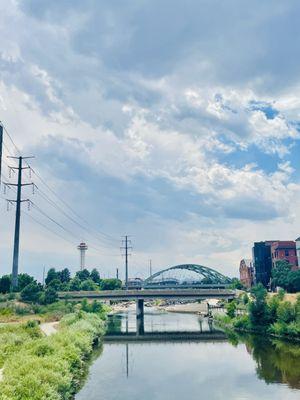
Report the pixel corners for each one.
[121,235,132,290]
[6,156,34,288]
[149,259,152,277]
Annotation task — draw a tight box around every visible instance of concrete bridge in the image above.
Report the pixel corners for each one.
[58,288,236,318]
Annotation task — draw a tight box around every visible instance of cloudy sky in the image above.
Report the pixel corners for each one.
[1,0,300,281]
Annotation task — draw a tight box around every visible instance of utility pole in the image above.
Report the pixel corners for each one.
[0,123,3,189]
[6,156,34,288]
[121,236,132,290]
[116,268,119,280]
[149,259,152,277]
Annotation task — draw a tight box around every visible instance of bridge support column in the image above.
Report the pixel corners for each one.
[136,314,145,336]
[136,299,144,319]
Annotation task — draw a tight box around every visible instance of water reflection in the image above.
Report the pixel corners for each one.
[239,334,300,390]
[77,309,300,400]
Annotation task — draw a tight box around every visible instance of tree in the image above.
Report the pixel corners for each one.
[249,284,270,327]
[277,301,295,324]
[47,279,62,291]
[0,275,11,294]
[20,282,42,302]
[272,260,292,290]
[99,278,122,290]
[69,277,81,291]
[42,287,58,304]
[45,268,58,286]
[230,278,244,290]
[286,270,300,293]
[75,269,90,281]
[58,268,71,283]
[226,301,237,318]
[80,279,98,291]
[17,273,35,291]
[90,268,100,283]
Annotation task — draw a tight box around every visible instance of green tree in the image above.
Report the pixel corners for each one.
[226,301,237,318]
[272,260,292,290]
[99,278,122,290]
[80,279,98,291]
[286,270,300,293]
[276,301,295,324]
[0,275,11,293]
[58,268,71,283]
[45,268,59,286]
[75,269,90,281]
[69,277,81,291]
[47,278,62,291]
[17,273,35,291]
[20,282,42,302]
[249,284,270,328]
[90,268,101,283]
[42,287,58,304]
[230,278,244,290]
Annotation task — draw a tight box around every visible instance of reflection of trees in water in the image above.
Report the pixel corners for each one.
[241,334,300,389]
[106,315,122,334]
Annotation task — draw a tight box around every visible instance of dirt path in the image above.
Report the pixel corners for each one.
[40,322,58,336]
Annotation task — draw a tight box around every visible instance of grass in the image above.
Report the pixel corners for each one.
[0,308,106,399]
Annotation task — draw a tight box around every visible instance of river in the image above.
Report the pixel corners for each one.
[76,306,300,400]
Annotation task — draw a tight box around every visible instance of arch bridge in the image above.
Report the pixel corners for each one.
[143,264,232,289]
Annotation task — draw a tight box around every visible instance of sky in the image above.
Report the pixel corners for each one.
[1,0,300,281]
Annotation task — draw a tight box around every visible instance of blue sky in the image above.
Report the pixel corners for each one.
[1,0,300,280]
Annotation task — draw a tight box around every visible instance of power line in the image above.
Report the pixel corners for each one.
[1,122,119,244]
[0,121,121,260]
[34,186,117,249]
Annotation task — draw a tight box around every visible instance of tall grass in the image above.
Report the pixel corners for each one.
[0,311,105,400]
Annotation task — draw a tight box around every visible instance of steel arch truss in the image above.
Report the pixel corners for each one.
[144,264,232,286]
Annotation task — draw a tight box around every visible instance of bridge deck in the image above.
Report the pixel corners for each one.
[58,288,235,301]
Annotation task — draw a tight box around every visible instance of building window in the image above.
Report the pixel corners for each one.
[285,250,289,257]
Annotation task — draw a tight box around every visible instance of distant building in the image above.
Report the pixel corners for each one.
[271,241,298,270]
[252,241,277,288]
[296,237,300,265]
[239,259,254,288]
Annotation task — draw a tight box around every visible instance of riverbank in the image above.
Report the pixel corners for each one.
[0,311,106,399]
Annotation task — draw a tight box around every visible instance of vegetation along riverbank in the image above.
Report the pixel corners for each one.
[216,284,300,341]
[0,300,107,400]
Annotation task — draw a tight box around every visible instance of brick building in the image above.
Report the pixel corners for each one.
[239,259,254,288]
[271,241,298,270]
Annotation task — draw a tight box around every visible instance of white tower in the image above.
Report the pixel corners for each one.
[77,242,88,271]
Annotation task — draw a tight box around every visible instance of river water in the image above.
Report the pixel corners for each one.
[76,306,300,400]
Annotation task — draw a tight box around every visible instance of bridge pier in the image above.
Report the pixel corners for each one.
[136,299,144,319]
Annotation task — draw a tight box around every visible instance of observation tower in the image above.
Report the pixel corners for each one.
[77,242,88,271]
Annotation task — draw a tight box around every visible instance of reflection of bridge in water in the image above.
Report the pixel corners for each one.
[105,331,228,343]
